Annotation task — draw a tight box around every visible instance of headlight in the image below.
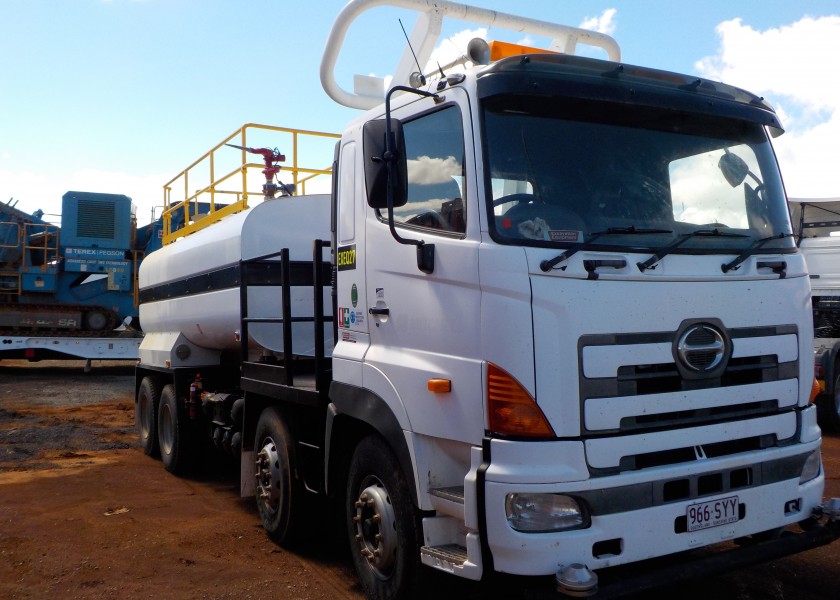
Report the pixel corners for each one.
[799,450,822,484]
[505,493,589,532]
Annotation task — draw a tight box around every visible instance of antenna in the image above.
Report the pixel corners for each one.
[399,18,426,86]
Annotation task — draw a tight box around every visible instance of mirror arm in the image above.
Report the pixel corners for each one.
[384,85,440,274]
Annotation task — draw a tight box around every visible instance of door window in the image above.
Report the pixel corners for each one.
[386,105,466,234]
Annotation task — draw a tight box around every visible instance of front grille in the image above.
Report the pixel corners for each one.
[619,355,790,397]
[577,324,800,474]
[627,436,767,471]
[623,400,776,431]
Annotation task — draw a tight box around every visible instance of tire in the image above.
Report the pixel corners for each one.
[830,370,840,431]
[346,435,422,600]
[136,376,161,457]
[818,367,840,433]
[157,384,195,474]
[254,408,305,545]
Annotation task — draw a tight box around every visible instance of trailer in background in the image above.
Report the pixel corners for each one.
[791,197,840,430]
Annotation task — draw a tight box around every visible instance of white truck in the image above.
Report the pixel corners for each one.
[135,1,839,597]
[790,197,840,431]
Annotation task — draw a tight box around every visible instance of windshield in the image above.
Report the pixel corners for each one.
[482,95,794,253]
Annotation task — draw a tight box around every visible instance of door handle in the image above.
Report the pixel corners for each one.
[369,307,390,316]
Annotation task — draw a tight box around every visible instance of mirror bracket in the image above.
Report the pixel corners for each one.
[383,85,440,274]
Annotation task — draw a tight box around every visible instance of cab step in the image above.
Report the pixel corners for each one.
[429,486,465,519]
[419,533,482,580]
[421,543,468,566]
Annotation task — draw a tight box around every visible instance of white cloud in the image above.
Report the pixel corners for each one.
[0,168,168,226]
[580,8,617,36]
[425,27,488,72]
[407,155,462,184]
[695,15,840,197]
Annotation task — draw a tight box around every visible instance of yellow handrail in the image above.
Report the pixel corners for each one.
[161,123,339,245]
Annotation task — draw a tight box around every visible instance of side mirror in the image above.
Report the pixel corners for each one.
[718,152,749,188]
[363,119,407,209]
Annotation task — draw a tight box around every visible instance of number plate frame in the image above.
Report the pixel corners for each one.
[686,495,740,532]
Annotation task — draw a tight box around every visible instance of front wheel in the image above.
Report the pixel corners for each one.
[346,435,422,600]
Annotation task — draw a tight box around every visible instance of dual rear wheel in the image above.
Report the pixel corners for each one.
[136,376,195,473]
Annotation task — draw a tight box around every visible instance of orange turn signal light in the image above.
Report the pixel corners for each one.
[487,363,554,438]
[810,377,821,405]
[428,379,452,394]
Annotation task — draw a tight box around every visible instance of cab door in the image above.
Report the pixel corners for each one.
[333,134,371,390]
[362,89,485,444]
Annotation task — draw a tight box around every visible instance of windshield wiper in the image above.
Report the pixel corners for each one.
[539,226,672,272]
[637,228,749,272]
[721,232,794,273]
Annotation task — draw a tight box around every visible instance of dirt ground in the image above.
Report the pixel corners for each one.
[0,360,364,600]
[1,359,839,600]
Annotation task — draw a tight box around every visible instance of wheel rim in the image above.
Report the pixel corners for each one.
[160,402,174,455]
[352,478,398,579]
[255,438,281,513]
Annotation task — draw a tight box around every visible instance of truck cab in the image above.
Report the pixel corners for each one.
[328,37,827,591]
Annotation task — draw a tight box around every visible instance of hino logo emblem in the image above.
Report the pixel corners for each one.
[676,324,727,372]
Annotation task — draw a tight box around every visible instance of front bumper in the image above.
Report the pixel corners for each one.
[540,509,840,598]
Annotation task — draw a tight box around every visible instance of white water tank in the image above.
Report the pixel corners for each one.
[139,194,332,354]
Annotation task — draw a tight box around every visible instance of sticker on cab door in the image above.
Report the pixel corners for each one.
[337,244,356,271]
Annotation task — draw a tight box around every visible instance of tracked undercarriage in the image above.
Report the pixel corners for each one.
[0,303,121,336]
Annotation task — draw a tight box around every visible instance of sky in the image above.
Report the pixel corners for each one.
[1,0,838,226]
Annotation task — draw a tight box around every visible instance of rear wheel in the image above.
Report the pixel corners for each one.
[136,376,161,457]
[254,408,305,545]
[158,384,195,474]
[346,435,422,600]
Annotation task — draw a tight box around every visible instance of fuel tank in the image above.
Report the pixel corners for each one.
[138,194,331,355]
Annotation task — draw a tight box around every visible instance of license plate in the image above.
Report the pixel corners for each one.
[686,495,739,532]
